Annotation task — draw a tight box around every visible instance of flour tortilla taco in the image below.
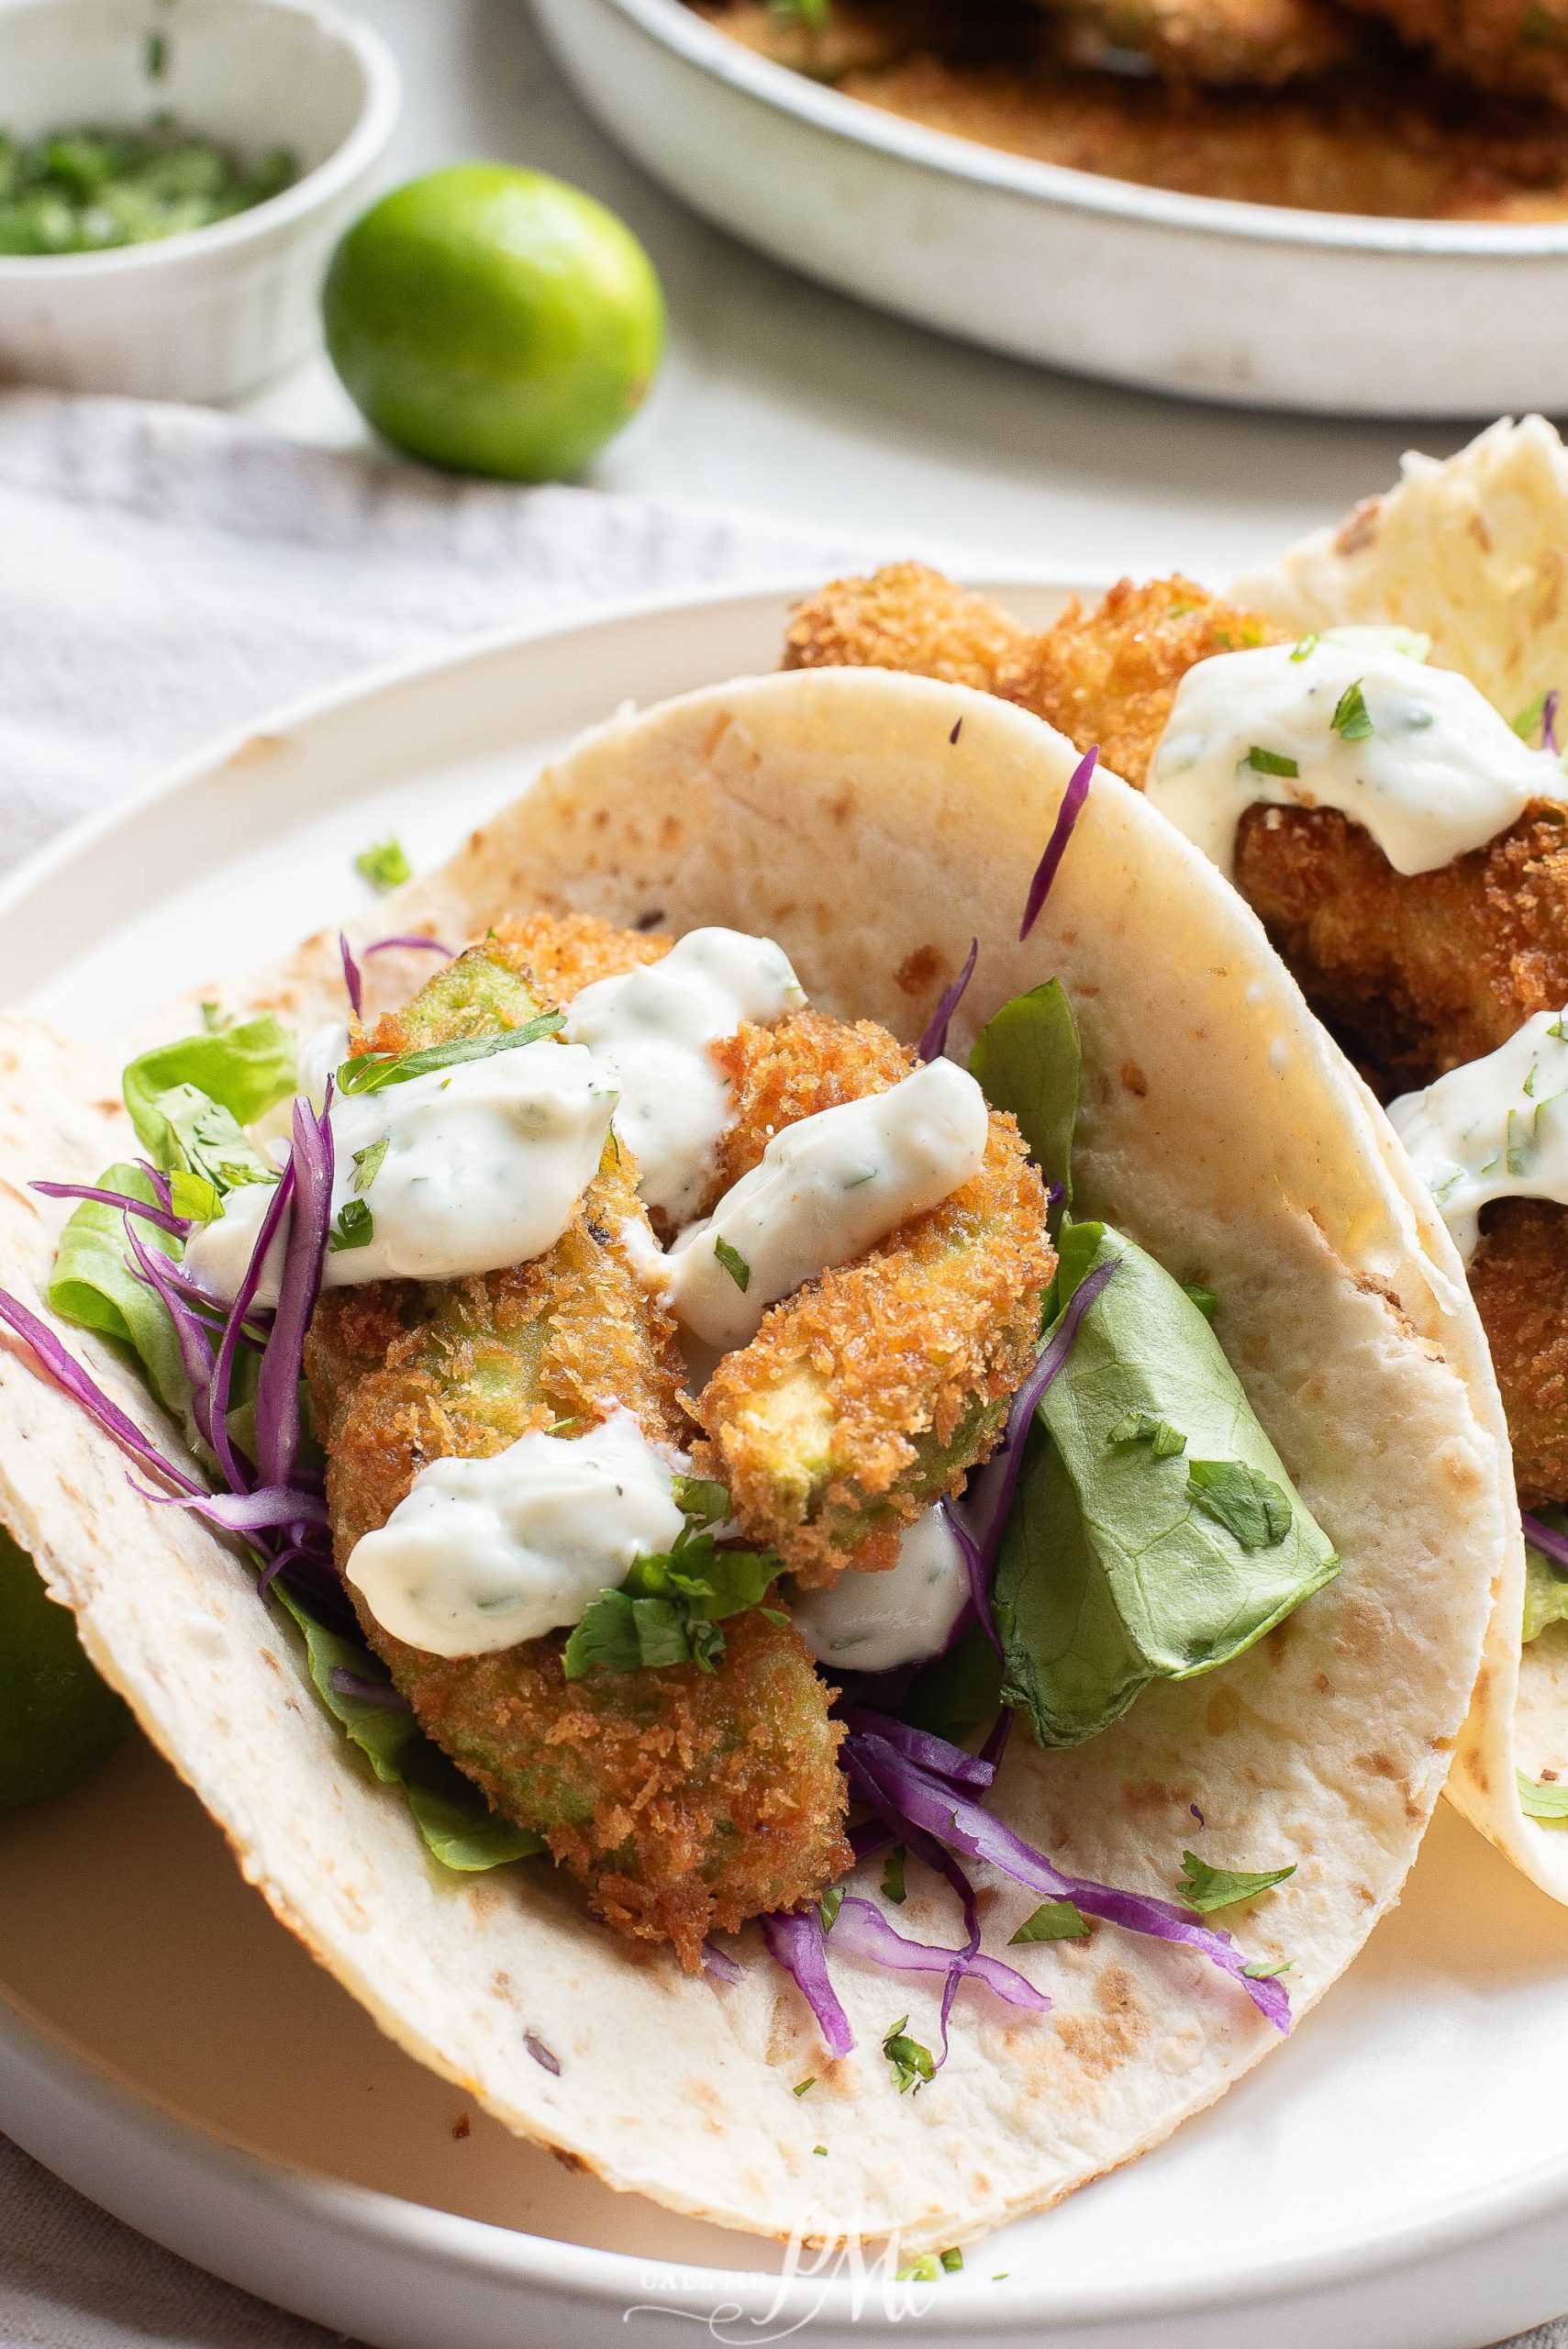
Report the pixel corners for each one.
[0,665,1507,2252]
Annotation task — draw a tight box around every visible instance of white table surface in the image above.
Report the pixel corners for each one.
[244,0,1522,583]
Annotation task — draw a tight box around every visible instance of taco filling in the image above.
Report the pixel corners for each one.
[3,840,1343,2048]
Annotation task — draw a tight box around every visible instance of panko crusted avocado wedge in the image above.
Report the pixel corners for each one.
[0,663,1507,2251]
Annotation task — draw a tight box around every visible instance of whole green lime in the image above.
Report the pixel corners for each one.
[322,163,666,482]
[0,1525,131,1810]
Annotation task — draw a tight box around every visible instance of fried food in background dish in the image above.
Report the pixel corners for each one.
[1468,1197,1568,1508]
[785,565,1568,1088]
[694,0,1568,218]
[1341,0,1568,109]
[695,1013,1054,1584]
[781,562,1038,700]
[308,938,851,1965]
[1040,0,1360,89]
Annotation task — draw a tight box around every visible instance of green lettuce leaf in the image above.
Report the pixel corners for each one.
[1524,1511,1568,1644]
[968,979,1080,1214]
[271,1583,543,1871]
[994,1221,1340,1747]
[124,1014,296,1186]
[47,1161,188,1415]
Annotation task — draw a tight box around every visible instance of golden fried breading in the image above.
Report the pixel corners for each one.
[783,562,1037,697]
[309,940,851,1964]
[491,910,670,1004]
[1016,576,1291,787]
[1340,0,1568,111]
[695,1112,1054,1585]
[1235,800,1568,1087]
[702,1007,914,1211]
[1469,1197,1568,1507]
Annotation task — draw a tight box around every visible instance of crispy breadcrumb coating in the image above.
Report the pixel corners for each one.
[783,562,1038,698]
[1235,800,1568,1088]
[1469,1197,1568,1508]
[695,1103,1054,1586]
[490,910,671,1003]
[702,1007,915,1211]
[308,938,851,1965]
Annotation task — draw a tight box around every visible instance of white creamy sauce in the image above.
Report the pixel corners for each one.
[346,1408,687,1658]
[791,1506,970,1672]
[1147,634,1557,877]
[183,1038,616,1305]
[564,928,806,1224]
[664,1058,990,1353]
[299,1021,350,1109]
[1389,1009,1568,1261]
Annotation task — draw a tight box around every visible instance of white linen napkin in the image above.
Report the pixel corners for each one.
[0,389,1558,2349]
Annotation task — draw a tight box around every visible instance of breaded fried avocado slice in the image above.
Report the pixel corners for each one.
[307,934,851,1966]
[692,1014,1056,1583]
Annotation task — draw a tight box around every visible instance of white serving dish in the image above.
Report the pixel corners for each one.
[532,0,1568,418]
[0,0,399,403]
[2,580,1568,2349]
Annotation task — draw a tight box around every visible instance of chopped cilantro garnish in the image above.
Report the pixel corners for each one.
[881,1844,908,1905]
[819,1886,843,1932]
[350,1137,388,1194]
[1241,1958,1295,1978]
[198,1000,229,1032]
[328,1197,374,1253]
[1514,689,1550,740]
[793,2076,816,2098]
[1246,746,1298,778]
[1178,1852,1296,1913]
[337,1012,564,1095]
[896,2254,942,2282]
[355,834,412,893]
[940,2248,963,2273]
[1107,1408,1186,1459]
[812,2143,828,2155]
[1010,1898,1090,1943]
[1289,633,1319,662]
[1181,1280,1219,1321]
[1551,1012,1568,1042]
[1186,1459,1292,1550]
[1331,679,1374,742]
[714,1234,751,1291]
[883,2016,936,2095]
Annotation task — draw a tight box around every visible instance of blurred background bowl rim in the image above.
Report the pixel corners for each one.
[0,0,402,282]
[601,0,1568,258]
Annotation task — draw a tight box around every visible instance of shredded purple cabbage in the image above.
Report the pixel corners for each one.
[1018,746,1096,942]
[31,1179,192,1237]
[918,937,978,1064]
[1524,1511,1568,1575]
[339,932,363,1018]
[255,1097,332,1493]
[847,1730,1290,2031]
[0,1288,203,1495]
[832,1897,1050,2015]
[328,1664,413,1711]
[761,1909,855,2057]
[957,1268,1112,1597]
[137,1481,328,1532]
[941,1496,999,1657]
[1545,690,1561,757]
[841,1706,995,1790]
[524,2032,562,2076]
[366,935,453,960]
[700,1940,743,1986]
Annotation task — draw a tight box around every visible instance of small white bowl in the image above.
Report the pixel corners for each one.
[0,0,400,404]
[534,0,1568,417]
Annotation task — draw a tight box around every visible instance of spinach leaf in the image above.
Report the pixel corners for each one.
[994,1222,1340,1747]
[1524,1510,1568,1644]
[968,980,1080,1212]
[902,1618,1003,1742]
[272,1583,543,1870]
[48,1160,189,1416]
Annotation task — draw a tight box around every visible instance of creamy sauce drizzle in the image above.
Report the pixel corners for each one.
[183,1038,616,1304]
[1147,633,1558,877]
[345,1408,687,1658]
[791,1506,970,1671]
[1388,1008,1568,1261]
[664,1058,990,1353]
[565,928,805,1223]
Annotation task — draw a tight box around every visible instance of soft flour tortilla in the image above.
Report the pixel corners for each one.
[0,669,1512,2250]
[1240,416,1568,1909]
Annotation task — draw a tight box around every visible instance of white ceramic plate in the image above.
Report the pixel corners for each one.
[531,0,1568,419]
[4,583,1568,2349]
